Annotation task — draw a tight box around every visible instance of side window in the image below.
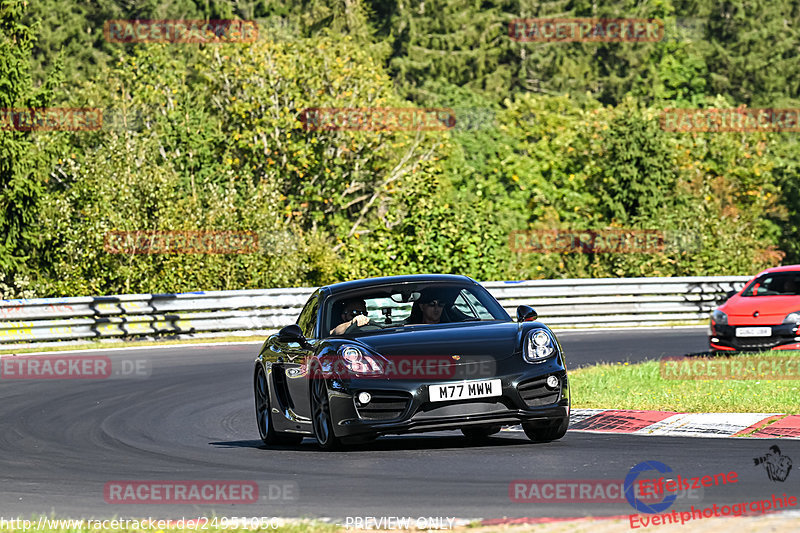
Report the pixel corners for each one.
[453,293,477,319]
[297,294,319,339]
[462,289,495,320]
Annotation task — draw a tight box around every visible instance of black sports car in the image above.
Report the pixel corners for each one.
[253,274,569,449]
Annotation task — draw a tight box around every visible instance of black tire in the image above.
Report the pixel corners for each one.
[254,366,304,446]
[310,366,342,451]
[522,417,568,443]
[461,426,501,441]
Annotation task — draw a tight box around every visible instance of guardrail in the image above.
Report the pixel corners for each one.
[0,276,751,347]
[483,276,750,326]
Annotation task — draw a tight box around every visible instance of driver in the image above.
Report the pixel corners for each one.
[330,298,370,335]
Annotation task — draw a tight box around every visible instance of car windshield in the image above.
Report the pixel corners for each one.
[324,282,508,337]
[741,272,800,297]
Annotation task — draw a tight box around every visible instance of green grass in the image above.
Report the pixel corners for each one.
[570,350,800,413]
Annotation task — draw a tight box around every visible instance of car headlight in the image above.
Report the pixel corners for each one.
[524,328,556,363]
[339,345,385,375]
[711,309,728,326]
[783,312,800,324]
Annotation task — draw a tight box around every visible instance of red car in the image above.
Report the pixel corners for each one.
[710,265,800,353]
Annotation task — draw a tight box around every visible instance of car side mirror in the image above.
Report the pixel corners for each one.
[278,324,306,344]
[516,305,537,322]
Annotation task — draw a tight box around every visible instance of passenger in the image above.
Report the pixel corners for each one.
[330,298,370,335]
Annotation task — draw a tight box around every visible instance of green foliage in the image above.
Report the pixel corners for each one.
[30,33,454,295]
[699,0,800,107]
[771,135,800,264]
[23,0,241,86]
[0,0,61,283]
[587,100,678,223]
[0,0,798,298]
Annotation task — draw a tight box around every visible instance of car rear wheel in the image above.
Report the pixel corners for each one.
[522,418,568,443]
[254,366,304,446]
[310,367,342,451]
[461,426,501,441]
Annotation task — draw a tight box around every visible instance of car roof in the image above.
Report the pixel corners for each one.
[321,274,478,295]
[755,264,800,276]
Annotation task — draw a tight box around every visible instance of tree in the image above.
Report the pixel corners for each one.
[0,0,61,292]
[699,0,800,106]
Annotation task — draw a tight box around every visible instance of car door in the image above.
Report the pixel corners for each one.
[280,291,319,421]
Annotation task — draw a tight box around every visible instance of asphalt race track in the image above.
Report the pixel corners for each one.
[556,326,709,368]
[0,328,790,520]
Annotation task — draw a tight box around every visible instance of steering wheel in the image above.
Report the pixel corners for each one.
[344,319,384,334]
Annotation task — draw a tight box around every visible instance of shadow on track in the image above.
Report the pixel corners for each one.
[209,432,558,453]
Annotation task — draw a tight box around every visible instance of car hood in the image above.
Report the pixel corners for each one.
[351,321,521,361]
[721,295,800,325]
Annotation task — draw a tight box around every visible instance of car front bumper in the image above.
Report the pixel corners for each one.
[710,323,800,352]
[326,361,569,438]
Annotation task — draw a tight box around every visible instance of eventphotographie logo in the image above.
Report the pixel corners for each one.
[625,460,738,516]
[625,461,678,514]
[104,19,257,43]
[509,18,664,42]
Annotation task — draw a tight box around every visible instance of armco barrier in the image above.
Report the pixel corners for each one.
[0,276,751,346]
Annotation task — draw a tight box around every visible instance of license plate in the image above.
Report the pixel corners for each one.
[429,379,502,403]
[736,327,772,337]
